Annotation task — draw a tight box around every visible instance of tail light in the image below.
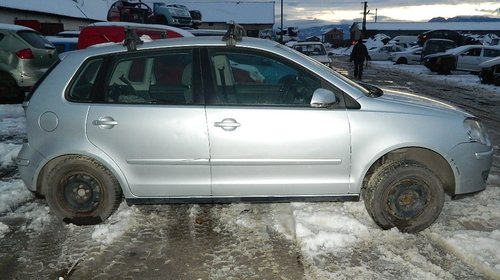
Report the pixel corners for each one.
[16,48,34,59]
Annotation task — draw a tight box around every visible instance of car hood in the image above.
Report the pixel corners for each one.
[375,88,470,118]
[309,54,331,63]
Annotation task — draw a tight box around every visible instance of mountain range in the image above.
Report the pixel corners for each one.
[298,16,500,40]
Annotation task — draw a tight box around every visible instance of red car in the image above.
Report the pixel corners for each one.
[77,22,194,49]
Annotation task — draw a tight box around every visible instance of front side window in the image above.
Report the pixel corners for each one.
[208,49,322,106]
[464,48,481,57]
[105,50,193,104]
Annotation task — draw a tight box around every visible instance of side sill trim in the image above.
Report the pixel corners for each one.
[126,195,360,205]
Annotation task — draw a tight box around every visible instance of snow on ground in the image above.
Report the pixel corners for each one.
[1,59,499,278]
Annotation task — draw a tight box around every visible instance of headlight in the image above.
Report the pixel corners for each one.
[464,118,491,145]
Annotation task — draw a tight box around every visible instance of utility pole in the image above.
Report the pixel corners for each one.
[362,1,368,38]
[280,0,283,43]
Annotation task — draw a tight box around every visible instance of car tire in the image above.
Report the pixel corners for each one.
[0,72,23,103]
[46,155,123,225]
[396,57,407,64]
[363,160,444,233]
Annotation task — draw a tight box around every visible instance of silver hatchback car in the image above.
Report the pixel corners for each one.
[17,27,493,233]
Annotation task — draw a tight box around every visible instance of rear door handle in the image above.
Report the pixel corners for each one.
[92,117,118,129]
[214,118,240,131]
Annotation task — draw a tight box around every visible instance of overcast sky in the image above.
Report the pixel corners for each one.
[237,0,499,26]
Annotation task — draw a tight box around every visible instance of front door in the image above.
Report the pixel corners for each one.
[205,49,351,197]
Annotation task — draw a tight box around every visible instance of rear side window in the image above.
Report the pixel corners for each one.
[67,58,103,102]
[104,50,194,105]
[17,31,53,49]
[484,49,500,58]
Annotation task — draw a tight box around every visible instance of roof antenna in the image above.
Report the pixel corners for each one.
[222,21,244,46]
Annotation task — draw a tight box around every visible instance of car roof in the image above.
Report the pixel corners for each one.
[0,23,35,31]
[62,36,282,60]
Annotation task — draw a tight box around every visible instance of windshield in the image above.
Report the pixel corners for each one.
[293,44,326,56]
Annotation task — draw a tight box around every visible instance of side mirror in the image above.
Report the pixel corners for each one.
[328,52,334,57]
[310,88,337,108]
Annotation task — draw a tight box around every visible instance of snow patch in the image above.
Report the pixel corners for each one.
[0,180,34,213]
[0,222,9,238]
[91,203,135,245]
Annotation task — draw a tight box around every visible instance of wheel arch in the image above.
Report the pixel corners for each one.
[362,147,455,195]
[35,153,131,198]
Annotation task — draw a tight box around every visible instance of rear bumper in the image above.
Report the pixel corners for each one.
[16,142,45,193]
[448,142,494,195]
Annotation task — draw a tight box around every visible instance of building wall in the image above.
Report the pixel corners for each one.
[198,22,273,37]
[0,8,95,32]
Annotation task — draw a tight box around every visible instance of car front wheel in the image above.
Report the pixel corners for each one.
[363,160,444,233]
[46,155,123,225]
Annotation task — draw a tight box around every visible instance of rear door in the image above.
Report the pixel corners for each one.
[204,48,351,197]
[457,47,482,71]
[85,48,211,197]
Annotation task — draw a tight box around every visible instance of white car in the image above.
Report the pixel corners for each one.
[292,42,332,67]
[389,47,423,65]
[368,44,405,61]
[425,45,500,74]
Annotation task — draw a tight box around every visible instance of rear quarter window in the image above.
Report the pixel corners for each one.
[67,58,104,102]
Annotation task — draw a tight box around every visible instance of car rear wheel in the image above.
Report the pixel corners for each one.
[0,72,23,103]
[46,155,123,225]
[363,160,444,233]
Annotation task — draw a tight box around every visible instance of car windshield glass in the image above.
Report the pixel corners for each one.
[293,44,326,55]
[17,31,55,49]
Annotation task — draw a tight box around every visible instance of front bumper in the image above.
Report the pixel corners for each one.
[448,142,494,195]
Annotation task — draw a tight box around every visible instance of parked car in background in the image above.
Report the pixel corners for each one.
[389,46,423,65]
[46,36,78,54]
[259,29,275,40]
[421,39,457,62]
[292,41,332,67]
[0,23,58,102]
[478,56,500,86]
[77,21,194,49]
[423,45,500,75]
[368,44,405,61]
[417,29,463,46]
[17,26,493,234]
[388,35,417,49]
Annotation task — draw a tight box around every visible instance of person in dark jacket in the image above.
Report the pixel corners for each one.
[350,40,369,79]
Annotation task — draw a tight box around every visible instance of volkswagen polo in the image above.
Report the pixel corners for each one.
[17,26,493,233]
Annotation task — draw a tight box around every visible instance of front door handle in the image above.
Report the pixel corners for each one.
[214,118,240,131]
[92,117,118,129]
